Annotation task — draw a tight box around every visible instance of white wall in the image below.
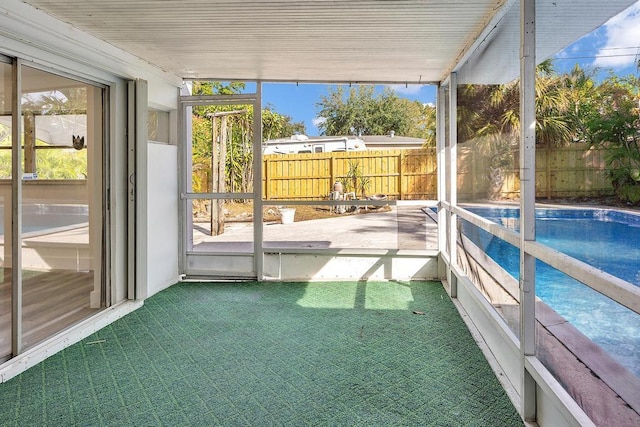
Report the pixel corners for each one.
[0,0,182,381]
[0,0,182,304]
[146,143,179,296]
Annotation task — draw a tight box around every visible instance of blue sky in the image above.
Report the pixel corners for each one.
[554,1,640,77]
[262,1,640,137]
[262,83,436,136]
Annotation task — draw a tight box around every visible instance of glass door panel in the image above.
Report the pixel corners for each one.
[20,66,103,350]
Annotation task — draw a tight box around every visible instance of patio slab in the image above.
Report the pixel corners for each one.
[193,204,438,252]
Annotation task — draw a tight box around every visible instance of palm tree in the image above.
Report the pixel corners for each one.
[560,65,597,143]
[22,87,87,115]
[457,60,572,199]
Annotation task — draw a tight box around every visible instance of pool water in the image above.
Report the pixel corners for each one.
[0,204,88,235]
[462,207,640,377]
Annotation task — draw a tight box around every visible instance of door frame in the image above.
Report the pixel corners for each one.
[127,79,148,300]
[179,89,263,279]
[7,58,110,356]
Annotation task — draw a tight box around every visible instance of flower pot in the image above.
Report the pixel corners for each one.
[279,208,296,224]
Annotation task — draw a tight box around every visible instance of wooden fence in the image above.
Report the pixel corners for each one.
[263,149,437,200]
[262,143,613,201]
[457,142,613,200]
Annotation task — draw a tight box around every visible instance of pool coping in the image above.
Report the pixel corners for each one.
[458,233,640,425]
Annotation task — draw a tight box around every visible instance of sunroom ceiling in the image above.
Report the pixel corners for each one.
[17,0,637,84]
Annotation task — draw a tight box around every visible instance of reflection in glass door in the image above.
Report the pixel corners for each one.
[18,66,105,351]
[0,59,13,361]
[182,91,260,278]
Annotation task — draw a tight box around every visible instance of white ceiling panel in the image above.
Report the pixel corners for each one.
[15,0,637,84]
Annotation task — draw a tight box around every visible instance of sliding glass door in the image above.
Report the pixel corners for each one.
[0,58,107,359]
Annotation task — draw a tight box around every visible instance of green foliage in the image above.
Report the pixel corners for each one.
[458,61,640,203]
[195,107,254,193]
[189,82,306,195]
[581,74,640,204]
[420,105,437,146]
[35,149,87,179]
[0,114,87,180]
[457,60,586,199]
[191,81,246,96]
[459,60,572,148]
[262,106,305,141]
[4,87,90,180]
[458,83,519,199]
[584,75,639,146]
[0,124,10,178]
[618,184,640,204]
[342,160,370,198]
[315,85,434,141]
[560,65,598,143]
[0,151,10,179]
[0,148,86,179]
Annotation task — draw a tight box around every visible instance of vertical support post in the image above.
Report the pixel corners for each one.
[127,79,148,301]
[87,85,104,308]
[179,85,195,278]
[11,58,23,356]
[135,80,149,301]
[436,84,447,257]
[448,72,458,297]
[253,83,264,279]
[520,0,537,421]
[210,116,219,236]
[217,116,228,235]
[211,116,218,194]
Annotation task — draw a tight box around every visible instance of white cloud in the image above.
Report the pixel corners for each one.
[387,84,426,95]
[558,44,582,58]
[592,2,640,69]
[312,116,326,127]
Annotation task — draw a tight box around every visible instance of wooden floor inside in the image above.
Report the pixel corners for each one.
[0,269,101,358]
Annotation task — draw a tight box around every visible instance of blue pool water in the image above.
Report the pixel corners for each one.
[0,204,88,235]
[461,207,640,377]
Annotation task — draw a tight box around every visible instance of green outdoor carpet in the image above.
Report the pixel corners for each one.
[0,281,523,426]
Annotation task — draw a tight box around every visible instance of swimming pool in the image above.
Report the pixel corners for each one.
[0,204,89,235]
[461,207,640,377]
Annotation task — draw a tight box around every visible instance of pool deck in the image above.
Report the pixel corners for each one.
[193,203,439,252]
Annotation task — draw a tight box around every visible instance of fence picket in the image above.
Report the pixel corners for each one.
[257,144,613,201]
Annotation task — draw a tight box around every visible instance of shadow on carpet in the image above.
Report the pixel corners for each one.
[0,281,523,426]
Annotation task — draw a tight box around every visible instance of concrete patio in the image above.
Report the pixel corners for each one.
[192,204,438,253]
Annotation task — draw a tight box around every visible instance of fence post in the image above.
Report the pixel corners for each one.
[545,144,551,199]
[398,152,404,200]
[471,149,477,200]
[265,158,270,200]
[330,156,336,189]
